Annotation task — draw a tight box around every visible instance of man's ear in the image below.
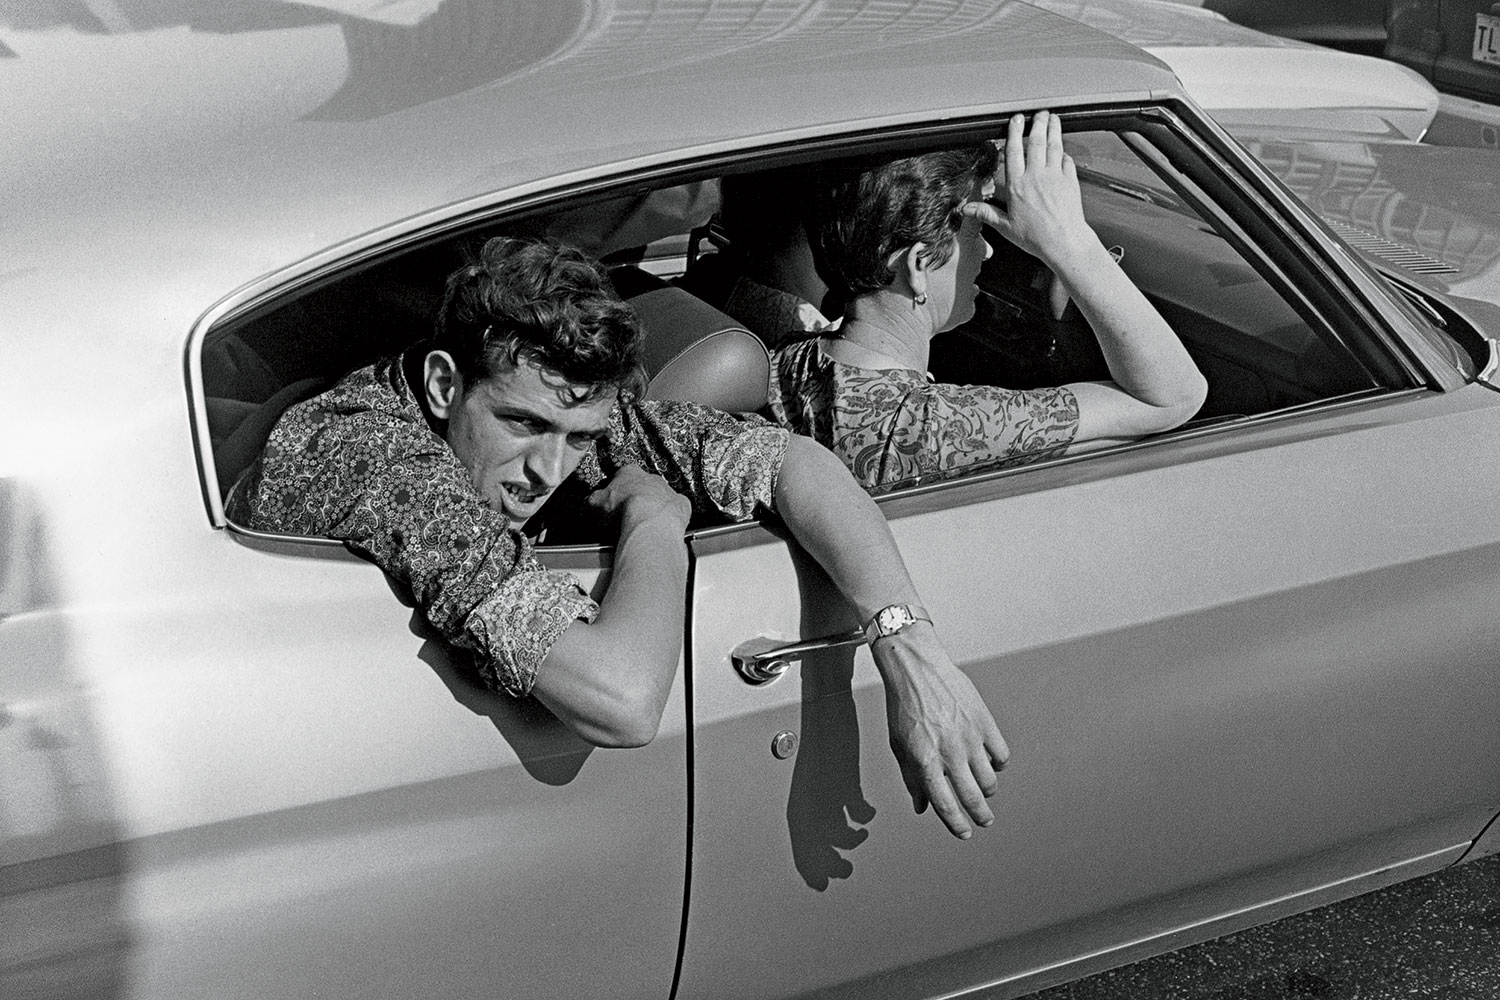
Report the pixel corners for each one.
[424,350,460,420]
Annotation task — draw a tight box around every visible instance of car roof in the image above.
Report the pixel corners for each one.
[4,2,1179,307]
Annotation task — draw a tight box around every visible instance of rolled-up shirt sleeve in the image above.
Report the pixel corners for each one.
[228,369,598,697]
[461,560,599,697]
[342,452,597,696]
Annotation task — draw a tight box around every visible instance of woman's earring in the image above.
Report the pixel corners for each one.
[913,292,928,306]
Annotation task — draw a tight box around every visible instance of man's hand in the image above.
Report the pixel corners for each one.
[585,463,692,534]
[869,622,1010,840]
[771,436,1012,839]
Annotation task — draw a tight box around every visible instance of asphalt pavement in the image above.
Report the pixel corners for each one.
[1022,853,1500,999]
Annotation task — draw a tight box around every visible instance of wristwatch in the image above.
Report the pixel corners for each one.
[863,603,932,644]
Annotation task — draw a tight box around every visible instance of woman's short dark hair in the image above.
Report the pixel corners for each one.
[435,236,646,400]
[806,141,998,298]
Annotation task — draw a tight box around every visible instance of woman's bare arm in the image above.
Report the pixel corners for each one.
[964,111,1207,442]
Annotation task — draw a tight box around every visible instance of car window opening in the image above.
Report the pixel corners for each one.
[199,115,1401,548]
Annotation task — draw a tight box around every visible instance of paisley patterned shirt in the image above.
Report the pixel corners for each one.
[227,354,788,698]
[767,336,1079,491]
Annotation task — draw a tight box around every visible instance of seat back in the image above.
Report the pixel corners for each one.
[618,271,770,414]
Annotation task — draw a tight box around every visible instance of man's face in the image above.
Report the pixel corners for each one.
[425,351,616,527]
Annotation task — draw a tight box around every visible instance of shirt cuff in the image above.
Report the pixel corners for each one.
[463,568,599,697]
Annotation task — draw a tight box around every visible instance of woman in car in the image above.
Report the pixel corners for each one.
[766,111,1208,489]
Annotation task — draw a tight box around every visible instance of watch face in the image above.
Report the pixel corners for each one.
[877,606,911,633]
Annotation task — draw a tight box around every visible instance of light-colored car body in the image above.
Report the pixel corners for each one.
[5,3,1500,1000]
[1157,0,1390,48]
[1165,0,1500,152]
[1035,0,1441,140]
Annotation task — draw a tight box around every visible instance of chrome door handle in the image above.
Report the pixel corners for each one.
[731,629,865,685]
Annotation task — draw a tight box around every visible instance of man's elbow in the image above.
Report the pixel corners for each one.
[589,709,663,749]
[575,690,667,749]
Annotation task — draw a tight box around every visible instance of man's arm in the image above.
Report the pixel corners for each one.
[595,400,1009,837]
[527,466,692,748]
[775,435,1010,840]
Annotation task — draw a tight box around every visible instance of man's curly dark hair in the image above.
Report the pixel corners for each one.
[806,142,998,298]
[436,236,646,400]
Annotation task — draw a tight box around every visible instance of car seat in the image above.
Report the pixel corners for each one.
[611,265,770,414]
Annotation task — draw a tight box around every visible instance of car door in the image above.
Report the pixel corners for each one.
[151,301,691,999]
[672,113,1500,1000]
[109,539,690,1000]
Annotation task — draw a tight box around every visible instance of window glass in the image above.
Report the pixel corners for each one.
[929,129,1380,422]
[201,117,1396,543]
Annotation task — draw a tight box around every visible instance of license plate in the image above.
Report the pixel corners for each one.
[1475,12,1500,67]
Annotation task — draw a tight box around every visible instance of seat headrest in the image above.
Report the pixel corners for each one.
[626,284,770,414]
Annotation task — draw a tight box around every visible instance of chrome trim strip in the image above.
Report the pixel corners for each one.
[224,521,347,549]
[224,383,1425,556]
[689,387,1413,548]
[224,518,614,559]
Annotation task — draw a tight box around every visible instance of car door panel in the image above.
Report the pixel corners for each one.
[73,540,686,1000]
[677,387,1500,1000]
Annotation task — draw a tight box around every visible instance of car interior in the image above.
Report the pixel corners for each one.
[199,118,1391,540]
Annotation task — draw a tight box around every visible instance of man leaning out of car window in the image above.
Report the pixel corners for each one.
[227,235,1008,841]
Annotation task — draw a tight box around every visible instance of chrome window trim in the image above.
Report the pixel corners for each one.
[225,518,616,562]
[688,386,1421,552]
[192,98,1443,552]
[225,384,1417,560]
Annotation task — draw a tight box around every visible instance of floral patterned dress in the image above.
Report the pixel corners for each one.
[767,336,1079,491]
